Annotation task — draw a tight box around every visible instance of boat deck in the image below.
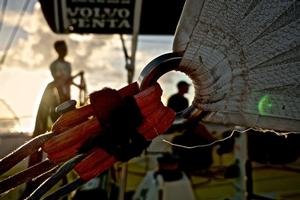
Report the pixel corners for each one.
[126,148,300,200]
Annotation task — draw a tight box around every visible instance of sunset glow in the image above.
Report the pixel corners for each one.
[0,1,193,134]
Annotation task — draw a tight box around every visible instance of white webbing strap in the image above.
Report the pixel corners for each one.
[173,0,300,132]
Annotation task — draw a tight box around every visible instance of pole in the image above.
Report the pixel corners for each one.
[118,1,143,200]
[127,0,143,84]
[234,128,248,200]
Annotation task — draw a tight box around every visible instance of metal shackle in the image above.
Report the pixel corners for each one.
[138,52,207,124]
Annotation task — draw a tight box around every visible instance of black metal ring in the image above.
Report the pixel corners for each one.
[138,52,207,123]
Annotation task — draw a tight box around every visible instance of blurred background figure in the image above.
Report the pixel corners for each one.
[50,40,72,103]
[133,153,196,200]
[167,80,190,113]
[165,80,217,177]
[171,120,216,177]
[21,40,73,199]
[32,40,72,139]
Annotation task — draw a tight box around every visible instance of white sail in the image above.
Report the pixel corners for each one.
[173,0,300,132]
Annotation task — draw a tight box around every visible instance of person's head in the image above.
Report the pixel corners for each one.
[54,40,67,59]
[157,153,179,170]
[177,81,190,95]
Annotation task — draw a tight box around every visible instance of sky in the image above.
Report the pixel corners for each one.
[0,0,193,133]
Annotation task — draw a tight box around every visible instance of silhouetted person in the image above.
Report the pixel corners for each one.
[172,121,215,177]
[167,81,190,113]
[21,40,72,199]
[155,153,183,182]
[31,40,72,138]
[50,40,72,103]
[167,81,215,177]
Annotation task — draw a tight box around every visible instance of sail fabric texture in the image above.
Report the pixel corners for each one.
[173,0,300,132]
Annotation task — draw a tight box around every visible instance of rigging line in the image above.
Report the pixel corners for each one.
[120,34,130,62]
[120,34,134,84]
[0,0,31,66]
[0,0,8,31]
[0,98,20,124]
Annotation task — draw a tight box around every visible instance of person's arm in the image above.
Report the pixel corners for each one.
[194,123,217,142]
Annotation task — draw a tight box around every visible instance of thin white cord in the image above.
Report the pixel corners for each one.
[161,127,300,149]
[162,130,235,149]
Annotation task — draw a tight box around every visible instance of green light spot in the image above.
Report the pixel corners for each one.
[258,95,272,115]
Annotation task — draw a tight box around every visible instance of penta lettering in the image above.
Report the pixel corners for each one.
[69,18,131,29]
